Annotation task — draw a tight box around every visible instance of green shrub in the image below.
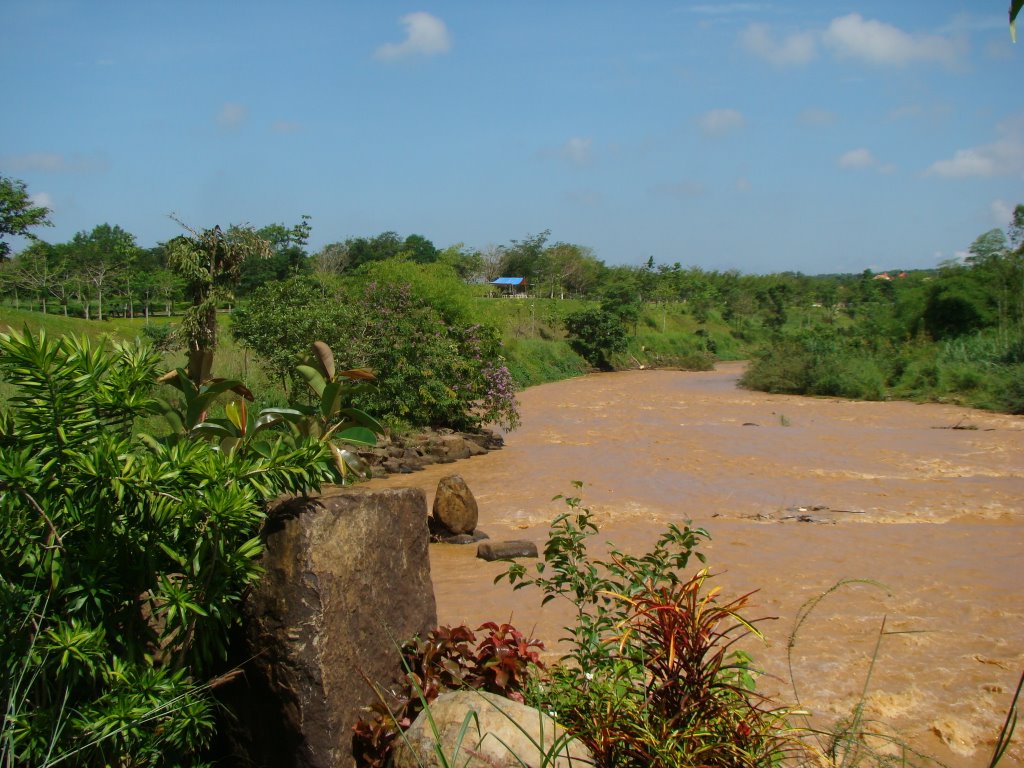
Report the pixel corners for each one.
[0,328,337,766]
[498,485,792,767]
[563,308,628,370]
[232,274,520,431]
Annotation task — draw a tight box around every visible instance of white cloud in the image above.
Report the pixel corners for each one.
[374,12,451,61]
[838,148,877,168]
[823,14,963,68]
[699,108,745,137]
[562,137,594,167]
[926,117,1024,178]
[29,191,54,211]
[217,102,248,130]
[798,108,838,126]
[1,152,106,173]
[991,199,1015,227]
[739,23,817,67]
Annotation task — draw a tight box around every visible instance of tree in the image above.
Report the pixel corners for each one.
[438,243,486,282]
[64,223,140,320]
[0,175,51,261]
[312,242,352,275]
[7,241,62,313]
[564,307,629,370]
[166,218,271,383]
[539,242,603,299]
[401,233,439,264]
[500,230,550,284]
[600,269,642,332]
[237,217,312,295]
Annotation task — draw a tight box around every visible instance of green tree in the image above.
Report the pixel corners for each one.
[437,243,485,282]
[64,223,141,320]
[500,230,550,284]
[237,217,312,295]
[600,269,642,332]
[7,241,63,313]
[0,175,51,261]
[166,219,271,383]
[564,307,628,370]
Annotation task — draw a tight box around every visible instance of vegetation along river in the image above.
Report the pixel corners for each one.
[367,362,1024,767]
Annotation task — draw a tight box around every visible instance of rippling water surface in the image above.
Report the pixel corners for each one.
[367,363,1024,767]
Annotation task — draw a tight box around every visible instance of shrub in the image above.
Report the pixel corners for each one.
[232,274,520,432]
[0,328,337,766]
[497,484,792,767]
[563,308,628,370]
[353,622,544,767]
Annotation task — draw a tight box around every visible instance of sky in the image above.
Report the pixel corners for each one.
[1,1,1021,275]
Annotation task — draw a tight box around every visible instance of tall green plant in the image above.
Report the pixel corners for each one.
[0,328,336,766]
[165,218,271,384]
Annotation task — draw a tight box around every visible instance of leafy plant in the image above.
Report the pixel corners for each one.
[148,340,385,483]
[497,484,792,767]
[352,622,545,767]
[563,308,628,370]
[231,273,521,431]
[291,340,386,480]
[0,327,337,766]
[491,487,794,768]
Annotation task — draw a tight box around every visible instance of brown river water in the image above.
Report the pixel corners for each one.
[366,362,1024,767]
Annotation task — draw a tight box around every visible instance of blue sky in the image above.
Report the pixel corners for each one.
[1,1,1021,274]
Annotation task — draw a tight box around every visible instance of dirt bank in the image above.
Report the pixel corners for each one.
[366,363,1024,767]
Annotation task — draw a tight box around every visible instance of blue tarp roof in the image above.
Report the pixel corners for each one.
[491,277,526,285]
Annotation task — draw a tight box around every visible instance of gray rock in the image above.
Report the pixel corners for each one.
[392,690,593,768]
[231,486,437,768]
[434,530,490,545]
[465,439,488,457]
[432,474,479,535]
[477,540,539,561]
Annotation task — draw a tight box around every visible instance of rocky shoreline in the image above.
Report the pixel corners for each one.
[356,427,504,477]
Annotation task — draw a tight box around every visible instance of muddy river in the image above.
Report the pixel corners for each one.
[367,363,1024,767]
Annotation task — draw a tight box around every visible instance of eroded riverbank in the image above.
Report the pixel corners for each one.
[366,363,1024,766]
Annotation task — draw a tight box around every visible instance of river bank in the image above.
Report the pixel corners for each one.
[366,362,1024,767]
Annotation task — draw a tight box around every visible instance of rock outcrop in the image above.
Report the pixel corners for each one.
[391,690,593,768]
[361,429,502,477]
[227,486,437,768]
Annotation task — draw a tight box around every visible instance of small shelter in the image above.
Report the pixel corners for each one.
[490,277,528,297]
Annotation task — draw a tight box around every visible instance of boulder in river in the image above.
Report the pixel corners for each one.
[431,474,479,535]
[477,540,539,561]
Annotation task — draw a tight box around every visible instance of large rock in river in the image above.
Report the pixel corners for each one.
[431,474,479,535]
[230,486,437,768]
